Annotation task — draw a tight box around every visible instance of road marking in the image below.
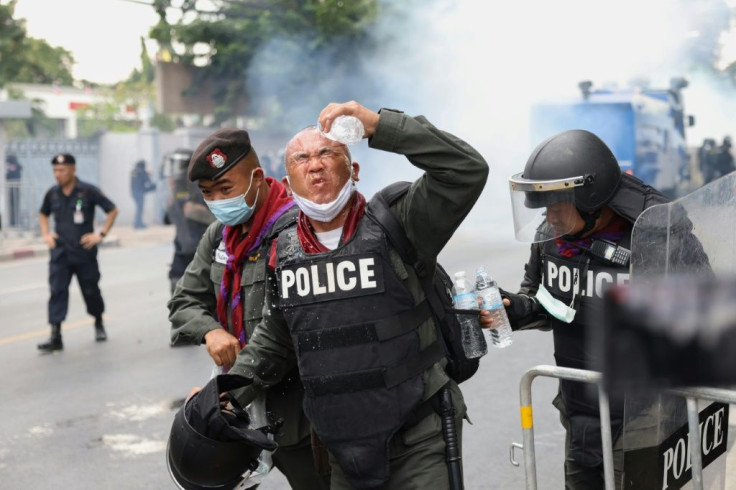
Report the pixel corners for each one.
[0,282,46,295]
[0,316,110,346]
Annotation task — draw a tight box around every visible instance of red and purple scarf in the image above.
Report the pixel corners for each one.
[555,214,631,258]
[216,178,294,347]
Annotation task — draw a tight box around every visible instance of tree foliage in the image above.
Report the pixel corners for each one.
[149,0,381,127]
[0,0,74,87]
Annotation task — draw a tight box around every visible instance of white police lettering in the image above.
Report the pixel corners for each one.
[336,261,357,290]
[546,261,629,299]
[661,405,727,489]
[296,268,309,296]
[359,258,377,288]
[311,264,327,295]
[281,257,378,299]
[325,262,336,293]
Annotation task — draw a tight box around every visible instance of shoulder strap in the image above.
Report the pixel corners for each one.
[211,221,226,252]
[267,205,299,240]
[365,181,450,325]
[365,181,429,277]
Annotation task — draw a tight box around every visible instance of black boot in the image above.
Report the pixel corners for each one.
[38,323,63,352]
[94,317,107,342]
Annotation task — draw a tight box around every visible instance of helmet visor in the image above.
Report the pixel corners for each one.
[509,172,584,243]
[165,152,191,179]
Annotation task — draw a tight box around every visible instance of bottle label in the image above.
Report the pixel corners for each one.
[453,291,477,309]
[478,287,503,310]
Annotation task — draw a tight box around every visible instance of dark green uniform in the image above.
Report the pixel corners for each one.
[168,208,329,490]
[229,108,489,489]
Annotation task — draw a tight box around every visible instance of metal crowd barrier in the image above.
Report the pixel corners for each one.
[508,365,736,490]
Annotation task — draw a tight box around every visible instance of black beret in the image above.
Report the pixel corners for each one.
[51,153,76,165]
[188,127,252,182]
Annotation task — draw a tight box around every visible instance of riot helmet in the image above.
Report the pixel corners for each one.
[163,149,194,179]
[509,130,622,243]
[166,374,278,490]
[162,149,196,203]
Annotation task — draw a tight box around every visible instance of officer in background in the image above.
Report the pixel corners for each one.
[130,159,156,229]
[716,135,735,180]
[213,101,488,489]
[167,129,329,490]
[5,153,22,227]
[162,149,215,293]
[38,153,118,352]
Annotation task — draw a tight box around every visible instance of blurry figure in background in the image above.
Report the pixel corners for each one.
[38,153,118,352]
[5,153,22,227]
[698,138,717,184]
[715,135,735,180]
[261,150,287,181]
[699,137,735,185]
[163,149,215,294]
[130,159,156,229]
[482,130,672,489]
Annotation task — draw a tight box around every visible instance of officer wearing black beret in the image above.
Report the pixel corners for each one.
[169,128,329,489]
[38,153,118,352]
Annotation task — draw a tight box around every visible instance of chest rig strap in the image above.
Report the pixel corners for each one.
[302,341,444,397]
[299,299,442,396]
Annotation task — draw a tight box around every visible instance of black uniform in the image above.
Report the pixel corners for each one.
[167,180,213,290]
[130,161,155,229]
[40,179,116,325]
[515,174,711,488]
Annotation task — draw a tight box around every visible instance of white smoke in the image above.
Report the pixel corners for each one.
[246,0,736,243]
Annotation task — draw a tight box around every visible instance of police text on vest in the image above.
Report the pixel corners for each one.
[281,257,379,299]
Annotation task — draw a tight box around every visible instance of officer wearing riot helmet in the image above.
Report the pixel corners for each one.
[163,148,215,294]
[167,129,328,490]
[480,129,671,489]
[192,101,489,490]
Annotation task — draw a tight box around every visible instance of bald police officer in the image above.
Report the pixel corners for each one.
[168,128,329,490]
[220,101,489,489]
[38,153,118,352]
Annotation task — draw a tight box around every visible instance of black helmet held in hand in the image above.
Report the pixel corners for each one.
[518,129,622,212]
[166,374,278,490]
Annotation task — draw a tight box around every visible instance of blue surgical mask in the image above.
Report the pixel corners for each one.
[205,171,260,226]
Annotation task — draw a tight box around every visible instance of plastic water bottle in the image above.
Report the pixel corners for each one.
[475,266,513,348]
[320,115,365,145]
[452,271,487,359]
[236,394,274,488]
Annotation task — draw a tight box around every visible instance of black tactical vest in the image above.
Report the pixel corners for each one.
[540,234,631,419]
[275,216,443,489]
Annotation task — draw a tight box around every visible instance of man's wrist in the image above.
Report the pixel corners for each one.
[99,231,107,238]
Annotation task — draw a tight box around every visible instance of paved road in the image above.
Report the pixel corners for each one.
[0,236,568,489]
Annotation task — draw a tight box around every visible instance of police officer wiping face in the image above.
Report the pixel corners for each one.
[282,127,360,231]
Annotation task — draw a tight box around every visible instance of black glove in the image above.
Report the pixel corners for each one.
[499,288,540,324]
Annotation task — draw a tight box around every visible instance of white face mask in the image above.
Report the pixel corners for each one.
[288,177,356,223]
[535,282,577,323]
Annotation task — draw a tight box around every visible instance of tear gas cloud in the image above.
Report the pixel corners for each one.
[245,0,736,245]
